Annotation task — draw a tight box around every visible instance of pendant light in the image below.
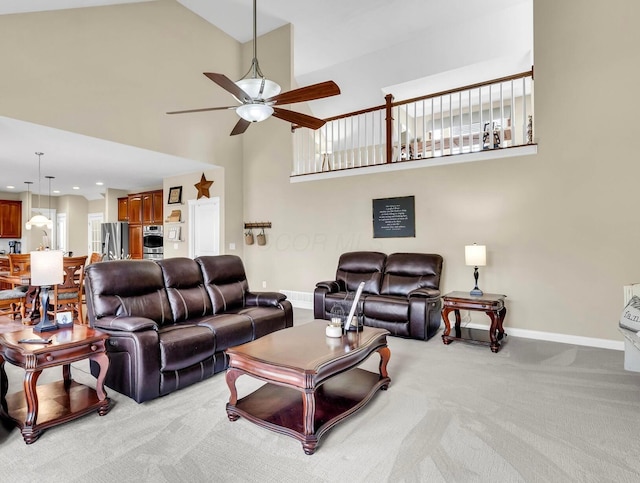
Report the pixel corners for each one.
[26,152,53,230]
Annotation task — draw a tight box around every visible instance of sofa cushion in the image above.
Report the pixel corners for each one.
[196,255,249,313]
[336,251,386,294]
[85,260,173,324]
[194,313,254,352]
[364,295,409,322]
[236,306,289,339]
[158,258,212,321]
[381,253,443,296]
[158,325,216,372]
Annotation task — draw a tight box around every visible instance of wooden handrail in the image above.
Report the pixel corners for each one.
[291,69,533,131]
[390,69,534,108]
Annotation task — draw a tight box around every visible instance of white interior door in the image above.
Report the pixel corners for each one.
[188,197,220,258]
[87,212,104,255]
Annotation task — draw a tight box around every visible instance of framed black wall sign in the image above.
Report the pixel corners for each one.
[372,196,415,238]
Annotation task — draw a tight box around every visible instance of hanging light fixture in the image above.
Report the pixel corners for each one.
[26,152,53,230]
[234,0,281,123]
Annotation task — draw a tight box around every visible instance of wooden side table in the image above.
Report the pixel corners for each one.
[441,291,507,353]
[0,325,111,444]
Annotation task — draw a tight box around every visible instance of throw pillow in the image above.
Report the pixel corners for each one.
[620,295,640,332]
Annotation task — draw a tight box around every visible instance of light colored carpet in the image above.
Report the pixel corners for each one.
[1,311,640,482]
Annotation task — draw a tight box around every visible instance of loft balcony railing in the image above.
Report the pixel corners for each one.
[291,70,534,177]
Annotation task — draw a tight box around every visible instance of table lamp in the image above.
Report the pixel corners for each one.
[465,243,486,296]
[31,250,64,333]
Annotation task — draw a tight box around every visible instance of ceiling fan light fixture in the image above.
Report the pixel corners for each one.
[235,78,281,101]
[236,103,274,123]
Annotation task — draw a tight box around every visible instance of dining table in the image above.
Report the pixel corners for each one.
[0,271,40,323]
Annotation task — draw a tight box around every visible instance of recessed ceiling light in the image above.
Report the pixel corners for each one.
[96,182,104,186]
[72,186,80,190]
[6,185,15,189]
[53,190,60,194]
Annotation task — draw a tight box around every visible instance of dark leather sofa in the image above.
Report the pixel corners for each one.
[84,255,293,403]
[314,251,443,340]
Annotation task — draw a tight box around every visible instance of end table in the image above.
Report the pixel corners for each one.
[0,325,111,444]
[441,291,507,353]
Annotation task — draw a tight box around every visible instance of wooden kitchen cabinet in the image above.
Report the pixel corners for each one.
[128,194,142,225]
[0,200,22,239]
[117,197,129,221]
[142,190,163,225]
[129,224,143,259]
[152,190,163,224]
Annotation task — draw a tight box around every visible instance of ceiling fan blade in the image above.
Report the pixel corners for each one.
[267,81,340,105]
[230,118,251,136]
[272,108,326,130]
[204,73,251,103]
[166,106,236,115]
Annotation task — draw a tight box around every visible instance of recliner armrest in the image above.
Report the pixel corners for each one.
[245,291,287,308]
[315,280,341,293]
[408,288,441,299]
[93,315,158,332]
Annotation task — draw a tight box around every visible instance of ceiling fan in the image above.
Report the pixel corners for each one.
[167,0,340,136]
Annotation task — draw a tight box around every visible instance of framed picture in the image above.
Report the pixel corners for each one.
[372,195,415,238]
[168,226,181,241]
[168,186,182,204]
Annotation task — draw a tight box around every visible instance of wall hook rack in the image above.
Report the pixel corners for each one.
[244,222,272,229]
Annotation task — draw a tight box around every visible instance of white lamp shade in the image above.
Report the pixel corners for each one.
[465,244,487,267]
[235,78,281,100]
[30,250,64,286]
[236,103,274,123]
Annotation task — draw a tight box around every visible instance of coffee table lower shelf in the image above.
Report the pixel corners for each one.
[227,368,388,454]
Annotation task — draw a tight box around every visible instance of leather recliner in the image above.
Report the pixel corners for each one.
[314,251,443,340]
[84,255,293,403]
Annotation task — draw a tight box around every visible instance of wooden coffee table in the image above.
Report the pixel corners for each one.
[0,325,111,444]
[225,321,391,455]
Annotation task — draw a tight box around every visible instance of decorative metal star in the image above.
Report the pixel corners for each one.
[194,173,213,199]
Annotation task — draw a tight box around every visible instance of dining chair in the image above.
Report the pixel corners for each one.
[88,252,104,264]
[8,253,31,292]
[0,287,26,320]
[48,255,88,325]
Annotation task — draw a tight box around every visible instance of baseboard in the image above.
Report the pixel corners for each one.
[279,289,314,310]
[281,289,624,350]
[462,322,624,351]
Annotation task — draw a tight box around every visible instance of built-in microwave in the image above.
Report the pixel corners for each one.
[143,225,163,259]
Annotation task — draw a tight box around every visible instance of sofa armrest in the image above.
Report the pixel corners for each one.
[245,291,287,308]
[316,280,341,293]
[408,288,441,299]
[93,315,158,332]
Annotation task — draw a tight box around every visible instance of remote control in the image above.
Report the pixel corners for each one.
[18,338,52,344]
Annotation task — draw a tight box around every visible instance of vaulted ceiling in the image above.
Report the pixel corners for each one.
[0,0,532,199]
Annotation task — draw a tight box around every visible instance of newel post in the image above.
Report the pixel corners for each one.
[385,94,394,164]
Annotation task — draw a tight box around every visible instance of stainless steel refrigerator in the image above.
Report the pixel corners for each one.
[101,222,129,260]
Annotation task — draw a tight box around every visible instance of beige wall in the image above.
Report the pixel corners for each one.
[241,0,640,342]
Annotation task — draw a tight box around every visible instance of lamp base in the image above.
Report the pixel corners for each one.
[34,285,58,333]
[469,288,484,297]
[33,317,58,333]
